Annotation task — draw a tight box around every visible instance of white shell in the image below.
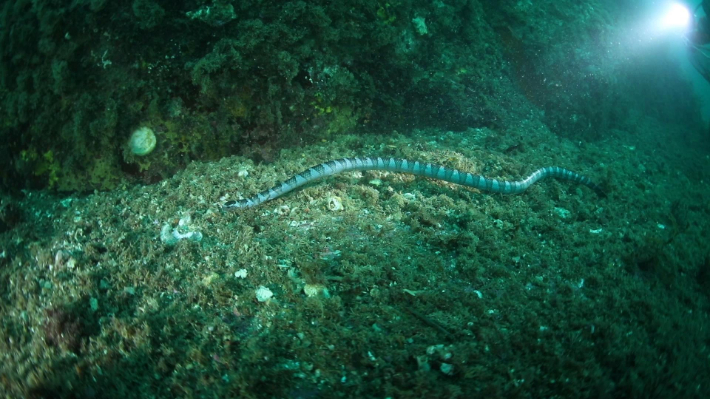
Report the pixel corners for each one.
[327,196,343,211]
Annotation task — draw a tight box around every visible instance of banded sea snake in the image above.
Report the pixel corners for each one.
[223,157,605,209]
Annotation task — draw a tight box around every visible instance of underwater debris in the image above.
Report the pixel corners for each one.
[255,286,274,302]
[160,215,203,246]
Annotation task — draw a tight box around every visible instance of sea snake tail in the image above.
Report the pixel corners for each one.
[223,157,606,209]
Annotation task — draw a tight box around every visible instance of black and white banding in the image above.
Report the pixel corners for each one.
[223,157,605,209]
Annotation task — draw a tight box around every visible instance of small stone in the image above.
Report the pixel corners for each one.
[303,283,330,298]
[256,286,274,302]
[440,363,454,375]
[412,16,428,35]
[90,297,99,312]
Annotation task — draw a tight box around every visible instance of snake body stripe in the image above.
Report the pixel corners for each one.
[223,157,605,209]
